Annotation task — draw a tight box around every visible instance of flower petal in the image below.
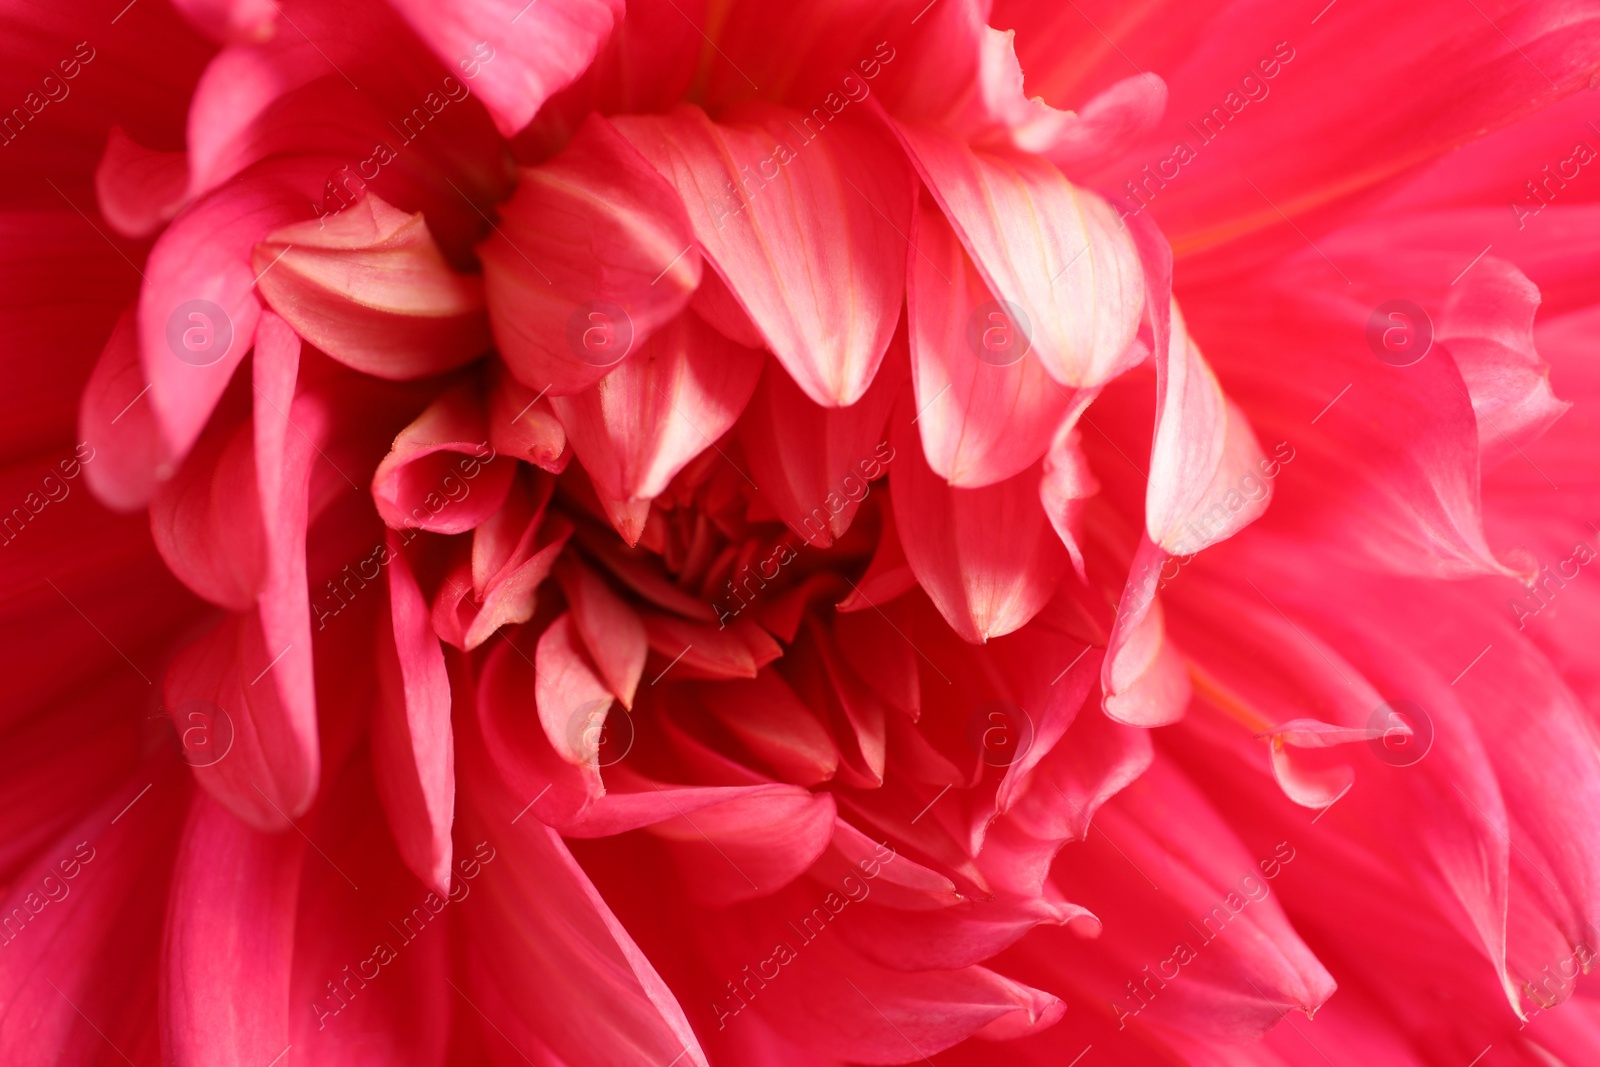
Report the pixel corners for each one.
[908,196,1087,487]
[162,789,305,1065]
[614,104,913,407]
[894,120,1144,389]
[388,0,623,138]
[95,126,188,238]
[372,530,455,895]
[556,555,648,710]
[740,349,902,547]
[549,311,762,503]
[486,363,569,472]
[254,192,491,381]
[483,114,703,396]
[890,391,1068,643]
[80,304,174,512]
[371,381,516,535]
[139,159,320,463]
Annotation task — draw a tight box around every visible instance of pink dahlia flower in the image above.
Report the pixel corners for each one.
[5,0,1600,1062]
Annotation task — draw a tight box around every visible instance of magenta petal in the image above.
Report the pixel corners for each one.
[388,0,622,138]
[372,530,456,895]
[483,114,702,397]
[614,104,913,407]
[162,789,305,1064]
[890,389,1068,643]
[550,311,762,503]
[371,381,516,535]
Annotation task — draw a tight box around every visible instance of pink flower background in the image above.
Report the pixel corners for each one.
[3,0,1600,1064]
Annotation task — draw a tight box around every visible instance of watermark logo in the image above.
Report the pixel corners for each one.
[566,302,633,367]
[966,300,1032,367]
[966,700,1035,768]
[172,699,234,767]
[566,697,633,767]
[1366,699,1432,767]
[1366,300,1432,367]
[166,299,234,367]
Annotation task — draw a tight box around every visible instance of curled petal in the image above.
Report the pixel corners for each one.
[95,126,188,239]
[536,612,613,800]
[1039,426,1098,581]
[1101,537,1192,727]
[80,305,173,511]
[139,159,320,464]
[1146,299,1272,555]
[371,381,516,535]
[254,193,491,381]
[1439,255,1569,470]
[1037,757,1336,1042]
[487,362,569,472]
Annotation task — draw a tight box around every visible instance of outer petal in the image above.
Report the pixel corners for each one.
[613,104,912,407]
[457,706,711,1067]
[388,0,622,137]
[0,763,187,1067]
[1080,0,1600,266]
[139,159,321,464]
[287,755,450,1065]
[162,789,305,1066]
[80,304,174,511]
[1036,756,1336,1042]
[725,924,1064,1065]
[1185,243,1527,580]
[372,530,455,895]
